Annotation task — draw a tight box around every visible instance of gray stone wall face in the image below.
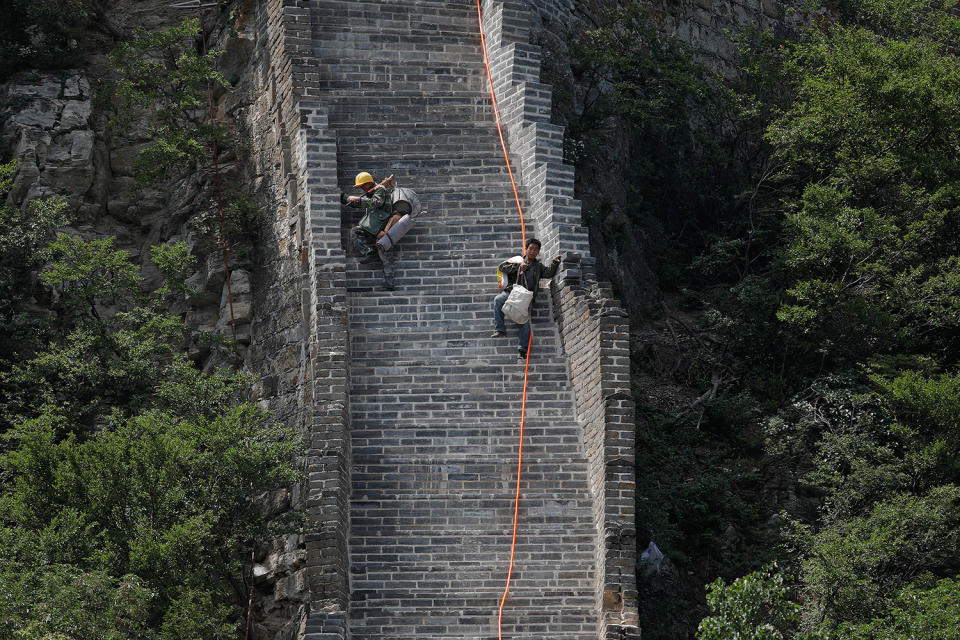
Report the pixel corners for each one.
[641,0,805,71]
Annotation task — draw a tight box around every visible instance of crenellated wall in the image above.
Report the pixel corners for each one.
[256,0,645,637]
[478,1,640,637]
[251,1,352,637]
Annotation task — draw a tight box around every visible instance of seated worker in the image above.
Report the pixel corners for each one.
[341,171,401,290]
[492,237,561,359]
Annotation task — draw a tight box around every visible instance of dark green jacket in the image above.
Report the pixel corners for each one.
[348,184,394,234]
[499,257,559,306]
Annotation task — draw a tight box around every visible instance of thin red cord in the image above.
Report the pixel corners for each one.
[497,331,533,639]
[203,25,236,341]
[210,137,237,340]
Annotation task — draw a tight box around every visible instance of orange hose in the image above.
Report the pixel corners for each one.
[497,332,533,639]
[475,2,533,638]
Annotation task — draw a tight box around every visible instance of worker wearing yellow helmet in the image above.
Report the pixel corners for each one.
[340,171,400,289]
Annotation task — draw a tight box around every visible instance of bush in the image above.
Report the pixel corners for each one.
[0,0,86,81]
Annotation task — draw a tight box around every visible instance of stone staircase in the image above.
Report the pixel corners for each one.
[309,0,599,638]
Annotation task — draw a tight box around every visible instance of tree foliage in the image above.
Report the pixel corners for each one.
[0,160,71,360]
[0,230,300,637]
[561,0,960,637]
[698,564,801,640]
[102,19,230,186]
[769,23,960,367]
[0,0,86,81]
[691,1,960,638]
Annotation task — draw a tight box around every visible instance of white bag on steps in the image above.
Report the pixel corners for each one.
[501,283,533,324]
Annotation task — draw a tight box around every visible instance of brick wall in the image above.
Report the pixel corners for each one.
[478,1,640,638]
[296,103,352,640]
[257,0,644,637]
[254,1,352,638]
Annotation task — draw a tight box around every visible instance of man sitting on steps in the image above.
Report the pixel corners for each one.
[492,237,561,359]
[341,171,401,290]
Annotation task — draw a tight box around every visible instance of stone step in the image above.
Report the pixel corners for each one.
[348,352,567,370]
[349,355,567,370]
[340,229,532,248]
[348,346,565,361]
[327,92,491,105]
[312,54,482,82]
[329,109,493,125]
[352,438,586,456]
[350,502,594,521]
[349,538,596,556]
[348,565,596,583]
[348,353,568,372]
[357,412,580,428]
[348,609,595,640]
[352,481,591,500]
[332,122,499,141]
[346,290,556,311]
[337,141,509,158]
[316,77,483,94]
[350,412,576,425]
[337,163,514,186]
[352,442,586,459]
[339,150,513,166]
[315,0,600,636]
[348,346,565,364]
[313,27,482,49]
[352,444,587,460]
[326,95,493,121]
[339,200,526,216]
[339,213,528,233]
[313,0,480,18]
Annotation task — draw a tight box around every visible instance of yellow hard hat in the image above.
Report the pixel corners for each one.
[354,171,374,187]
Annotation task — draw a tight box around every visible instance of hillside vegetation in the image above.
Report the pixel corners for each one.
[547,0,960,637]
[0,10,298,639]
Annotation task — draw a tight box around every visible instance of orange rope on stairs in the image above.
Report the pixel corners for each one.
[474,1,533,638]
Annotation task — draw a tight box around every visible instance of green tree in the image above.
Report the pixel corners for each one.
[0,160,71,359]
[838,576,960,640]
[669,0,960,636]
[103,19,230,186]
[0,233,301,637]
[698,564,802,640]
[765,8,960,369]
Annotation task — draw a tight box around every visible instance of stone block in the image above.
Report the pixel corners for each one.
[11,98,61,129]
[59,100,92,130]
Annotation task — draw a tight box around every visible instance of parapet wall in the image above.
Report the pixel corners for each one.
[479,1,640,637]
[254,1,352,638]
